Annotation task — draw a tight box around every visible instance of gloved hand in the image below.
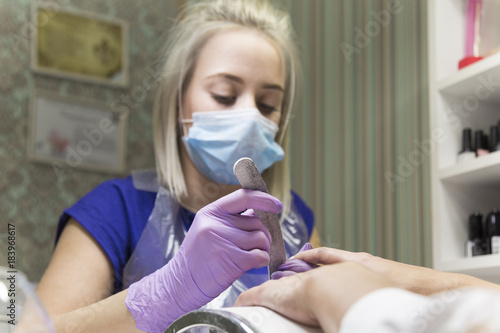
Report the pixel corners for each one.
[125,189,282,333]
[271,243,318,280]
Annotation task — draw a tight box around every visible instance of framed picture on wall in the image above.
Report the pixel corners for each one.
[30,3,129,87]
[28,89,128,176]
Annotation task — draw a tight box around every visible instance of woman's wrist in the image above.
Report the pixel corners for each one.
[402,268,495,296]
[448,272,500,292]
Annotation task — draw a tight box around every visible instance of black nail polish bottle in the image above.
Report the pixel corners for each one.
[458,128,475,163]
[490,125,499,152]
[485,209,500,255]
[466,211,484,257]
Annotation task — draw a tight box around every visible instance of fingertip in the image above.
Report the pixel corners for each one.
[291,243,313,260]
[267,198,283,214]
[249,190,282,213]
[254,249,270,269]
[274,198,283,212]
[300,242,313,252]
[234,287,259,308]
[234,295,244,307]
[238,248,270,271]
[234,292,251,307]
[255,253,270,269]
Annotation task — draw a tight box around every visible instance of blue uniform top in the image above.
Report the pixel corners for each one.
[57,176,314,292]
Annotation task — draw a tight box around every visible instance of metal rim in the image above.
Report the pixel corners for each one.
[165,309,259,333]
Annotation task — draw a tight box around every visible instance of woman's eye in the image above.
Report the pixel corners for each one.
[258,103,278,115]
[212,94,236,105]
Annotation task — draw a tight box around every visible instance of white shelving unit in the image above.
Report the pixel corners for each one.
[428,0,500,283]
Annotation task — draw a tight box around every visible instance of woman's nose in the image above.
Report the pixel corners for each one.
[235,94,257,110]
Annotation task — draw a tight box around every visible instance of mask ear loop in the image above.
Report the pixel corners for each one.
[179,118,193,137]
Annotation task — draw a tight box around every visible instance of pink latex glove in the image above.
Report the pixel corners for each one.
[125,189,281,332]
[270,243,319,280]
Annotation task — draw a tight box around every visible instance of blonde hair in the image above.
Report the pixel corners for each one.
[153,0,301,215]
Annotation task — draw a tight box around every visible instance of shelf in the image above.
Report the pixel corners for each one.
[438,255,500,284]
[439,151,500,186]
[429,0,500,285]
[437,52,500,105]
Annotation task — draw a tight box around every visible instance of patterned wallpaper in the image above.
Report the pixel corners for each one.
[0,0,180,283]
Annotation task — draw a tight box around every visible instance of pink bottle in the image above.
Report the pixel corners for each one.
[459,0,484,69]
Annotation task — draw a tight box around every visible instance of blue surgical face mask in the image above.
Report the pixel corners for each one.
[181,108,285,185]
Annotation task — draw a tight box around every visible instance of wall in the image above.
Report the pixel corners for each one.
[0,0,432,285]
[0,0,180,282]
[282,0,432,266]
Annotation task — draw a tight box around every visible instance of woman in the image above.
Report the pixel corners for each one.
[35,0,319,332]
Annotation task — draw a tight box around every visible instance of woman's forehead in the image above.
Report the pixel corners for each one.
[193,29,286,87]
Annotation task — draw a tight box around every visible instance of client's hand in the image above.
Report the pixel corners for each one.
[126,189,282,333]
[235,262,394,331]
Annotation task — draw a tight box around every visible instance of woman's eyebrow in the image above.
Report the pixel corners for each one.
[262,83,284,92]
[206,73,284,92]
[206,73,243,84]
